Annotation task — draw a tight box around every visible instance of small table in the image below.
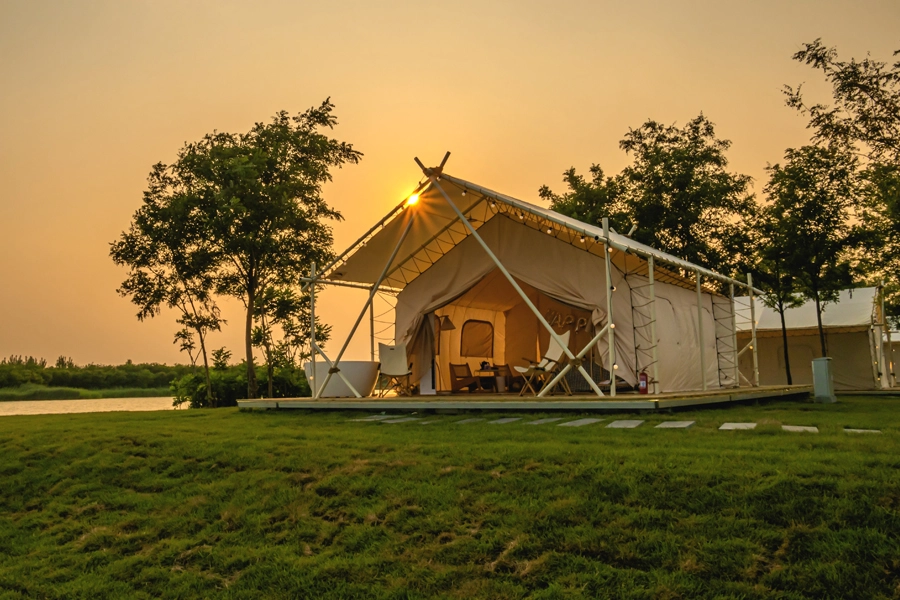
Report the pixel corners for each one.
[475,368,506,393]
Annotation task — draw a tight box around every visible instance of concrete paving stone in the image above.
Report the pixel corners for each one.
[349,415,392,422]
[719,422,757,430]
[655,421,695,429]
[782,425,819,433]
[558,418,603,427]
[489,417,522,424]
[381,417,421,424]
[844,428,882,434]
[419,420,440,425]
[606,420,644,429]
[527,418,564,425]
[455,418,485,424]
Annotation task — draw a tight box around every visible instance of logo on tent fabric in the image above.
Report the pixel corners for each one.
[545,310,589,333]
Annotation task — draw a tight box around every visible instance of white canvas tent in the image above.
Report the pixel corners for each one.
[304,156,762,397]
[735,287,895,390]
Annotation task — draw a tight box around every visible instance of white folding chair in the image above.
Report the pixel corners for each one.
[378,343,412,397]
[515,331,573,396]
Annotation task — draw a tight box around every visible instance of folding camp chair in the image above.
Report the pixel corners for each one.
[449,363,481,392]
[515,331,573,396]
[378,343,412,397]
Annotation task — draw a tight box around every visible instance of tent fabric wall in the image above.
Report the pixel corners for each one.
[737,330,878,390]
[397,214,725,392]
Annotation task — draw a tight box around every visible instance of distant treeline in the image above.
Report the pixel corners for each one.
[0,356,193,390]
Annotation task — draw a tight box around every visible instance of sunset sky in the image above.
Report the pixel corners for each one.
[1,0,897,366]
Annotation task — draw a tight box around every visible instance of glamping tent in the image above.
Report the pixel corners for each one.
[305,156,762,398]
[736,287,896,390]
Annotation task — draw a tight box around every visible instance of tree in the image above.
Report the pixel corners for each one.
[251,285,331,398]
[764,144,862,356]
[786,39,900,323]
[755,202,805,384]
[180,100,361,398]
[540,115,758,279]
[110,162,224,406]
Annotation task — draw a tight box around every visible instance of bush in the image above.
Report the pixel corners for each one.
[172,364,310,409]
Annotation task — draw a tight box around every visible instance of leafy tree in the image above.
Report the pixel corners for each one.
[181,100,361,398]
[755,203,806,384]
[541,115,757,279]
[786,39,900,323]
[110,162,224,406]
[764,144,862,356]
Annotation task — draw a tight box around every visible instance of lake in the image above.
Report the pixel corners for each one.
[0,397,179,416]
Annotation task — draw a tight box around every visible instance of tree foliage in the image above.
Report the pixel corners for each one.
[763,144,863,355]
[180,100,360,398]
[111,100,359,400]
[541,115,757,279]
[787,39,900,323]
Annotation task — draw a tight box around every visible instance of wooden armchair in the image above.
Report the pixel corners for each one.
[449,363,480,393]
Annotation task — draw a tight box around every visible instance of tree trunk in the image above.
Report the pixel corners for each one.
[245,288,258,398]
[778,299,793,385]
[197,328,215,408]
[814,290,827,357]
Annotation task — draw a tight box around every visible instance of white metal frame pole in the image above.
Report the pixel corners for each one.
[310,262,317,397]
[539,325,609,396]
[730,282,739,388]
[883,282,896,387]
[315,210,416,398]
[602,218,617,397]
[748,273,759,387]
[369,296,376,362]
[648,256,660,394]
[429,175,605,397]
[696,271,707,391]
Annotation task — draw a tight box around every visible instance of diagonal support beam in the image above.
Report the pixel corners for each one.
[537,324,610,397]
[314,209,416,398]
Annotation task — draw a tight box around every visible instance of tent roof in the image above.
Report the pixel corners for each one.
[735,287,878,332]
[323,171,756,294]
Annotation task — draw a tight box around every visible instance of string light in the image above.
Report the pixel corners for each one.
[613,363,619,370]
[461,188,467,196]
[518,213,524,220]
[547,227,553,234]
[579,235,586,243]
[610,285,617,292]
[610,323,616,329]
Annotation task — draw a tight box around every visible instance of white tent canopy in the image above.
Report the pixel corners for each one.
[309,163,760,397]
[735,287,892,390]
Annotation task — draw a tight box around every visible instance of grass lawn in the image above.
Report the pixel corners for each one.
[1,396,899,599]
[0,384,172,401]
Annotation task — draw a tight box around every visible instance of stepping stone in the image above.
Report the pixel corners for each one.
[558,418,603,428]
[845,428,882,434]
[381,417,420,424]
[455,418,485,424]
[783,425,819,433]
[719,422,757,430]
[655,421,695,429]
[527,417,564,425]
[607,420,644,429]
[349,415,393,422]
[419,420,440,425]
[489,417,522,425]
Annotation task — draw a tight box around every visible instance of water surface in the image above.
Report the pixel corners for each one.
[0,397,178,416]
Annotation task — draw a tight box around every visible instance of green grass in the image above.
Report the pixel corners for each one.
[1,397,899,599]
[0,383,171,401]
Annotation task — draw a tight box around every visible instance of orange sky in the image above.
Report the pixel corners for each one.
[1,0,897,366]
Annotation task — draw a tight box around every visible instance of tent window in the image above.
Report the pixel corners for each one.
[460,320,494,357]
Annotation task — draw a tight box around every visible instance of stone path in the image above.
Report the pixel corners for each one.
[719,422,757,430]
[558,418,604,427]
[359,416,885,434]
[607,420,644,429]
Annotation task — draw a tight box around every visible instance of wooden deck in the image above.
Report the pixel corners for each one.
[237,385,812,413]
